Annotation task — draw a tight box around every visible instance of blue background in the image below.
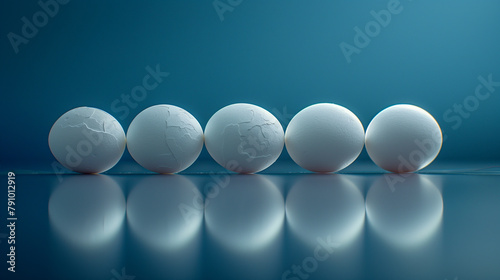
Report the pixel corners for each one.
[1,0,499,168]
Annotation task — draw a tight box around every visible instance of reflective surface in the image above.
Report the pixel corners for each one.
[1,171,500,280]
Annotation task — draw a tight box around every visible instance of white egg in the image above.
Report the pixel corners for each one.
[48,107,126,173]
[48,175,126,246]
[126,104,204,174]
[365,104,443,173]
[204,103,285,173]
[285,103,365,173]
[204,175,285,251]
[366,174,443,247]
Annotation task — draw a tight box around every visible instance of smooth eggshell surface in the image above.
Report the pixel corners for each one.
[48,107,126,173]
[126,105,204,174]
[285,103,365,172]
[365,104,442,173]
[204,103,285,173]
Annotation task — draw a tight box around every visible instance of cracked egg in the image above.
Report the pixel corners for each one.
[204,103,285,173]
[126,105,204,174]
[48,107,127,173]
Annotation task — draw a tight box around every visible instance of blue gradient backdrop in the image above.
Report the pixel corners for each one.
[1,0,499,168]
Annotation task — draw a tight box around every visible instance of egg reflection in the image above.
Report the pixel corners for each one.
[285,174,365,247]
[126,175,203,251]
[48,175,126,247]
[204,175,285,252]
[366,174,443,247]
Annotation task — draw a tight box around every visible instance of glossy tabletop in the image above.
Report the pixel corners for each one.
[1,161,499,280]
